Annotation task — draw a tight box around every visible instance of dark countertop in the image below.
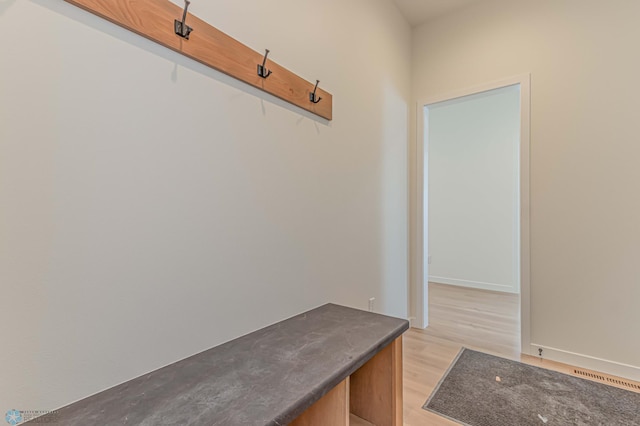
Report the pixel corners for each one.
[32,303,409,426]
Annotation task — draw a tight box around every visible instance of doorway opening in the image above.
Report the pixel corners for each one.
[413,75,531,355]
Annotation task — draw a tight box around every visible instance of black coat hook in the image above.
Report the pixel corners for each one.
[175,0,193,39]
[257,49,272,79]
[310,80,322,104]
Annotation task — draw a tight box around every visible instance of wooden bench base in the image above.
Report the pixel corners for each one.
[291,336,403,426]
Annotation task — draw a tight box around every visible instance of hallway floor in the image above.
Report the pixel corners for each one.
[403,283,520,425]
[402,283,639,425]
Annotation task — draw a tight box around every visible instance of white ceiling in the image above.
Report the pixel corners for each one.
[393,0,484,27]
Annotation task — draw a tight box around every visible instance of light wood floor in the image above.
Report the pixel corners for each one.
[402,282,639,426]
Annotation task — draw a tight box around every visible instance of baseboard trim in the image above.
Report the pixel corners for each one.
[530,343,640,382]
[429,276,518,294]
[407,317,417,329]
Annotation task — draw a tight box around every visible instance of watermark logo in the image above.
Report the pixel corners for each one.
[4,409,58,424]
[5,410,22,426]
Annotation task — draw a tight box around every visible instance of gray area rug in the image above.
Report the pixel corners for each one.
[423,348,640,425]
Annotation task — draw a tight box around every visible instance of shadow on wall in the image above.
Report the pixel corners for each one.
[379,82,409,317]
[0,0,17,15]
[30,0,331,126]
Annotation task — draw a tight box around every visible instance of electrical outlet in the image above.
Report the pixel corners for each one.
[538,348,544,358]
[428,255,432,265]
[368,297,375,312]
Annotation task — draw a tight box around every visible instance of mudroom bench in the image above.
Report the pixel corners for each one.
[27,303,409,425]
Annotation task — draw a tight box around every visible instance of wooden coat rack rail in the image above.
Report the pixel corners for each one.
[65,0,333,120]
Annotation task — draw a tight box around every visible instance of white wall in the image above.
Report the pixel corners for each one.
[412,0,640,379]
[0,0,410,412]
[428,86,520,294]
